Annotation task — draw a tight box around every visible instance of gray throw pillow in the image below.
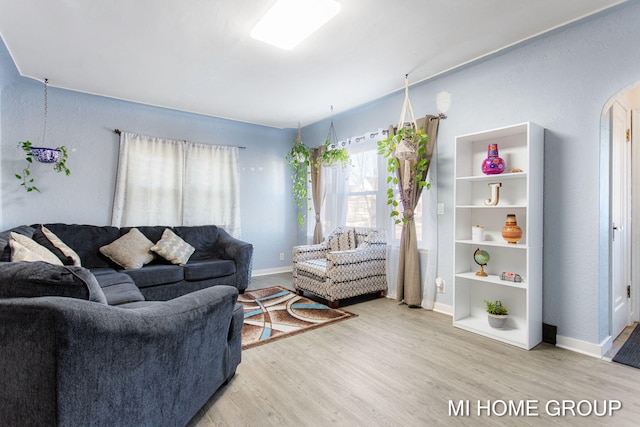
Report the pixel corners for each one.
[150,228,195,266]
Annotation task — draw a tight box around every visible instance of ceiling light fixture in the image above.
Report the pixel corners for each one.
[250,0,341,50]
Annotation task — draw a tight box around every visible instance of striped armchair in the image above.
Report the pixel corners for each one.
[292,227,387,308]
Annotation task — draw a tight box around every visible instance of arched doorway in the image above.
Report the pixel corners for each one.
[602,82,640,343]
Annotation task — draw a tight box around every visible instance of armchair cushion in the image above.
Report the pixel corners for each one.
[294,258,327,282]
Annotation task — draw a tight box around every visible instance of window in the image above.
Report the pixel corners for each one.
[310,131,427,247]
[344,147,380,228]
[112,132,241,237]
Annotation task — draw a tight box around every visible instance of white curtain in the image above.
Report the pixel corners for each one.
[318,165,348,234]
[308,131,384,240]
[112,132,241,237]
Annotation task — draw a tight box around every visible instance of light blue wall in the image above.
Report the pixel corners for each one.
[303,2,640,346]
[2,2,639,346]
[0,37,299,272]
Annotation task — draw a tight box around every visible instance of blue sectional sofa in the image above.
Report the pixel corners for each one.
[0,223,252,426]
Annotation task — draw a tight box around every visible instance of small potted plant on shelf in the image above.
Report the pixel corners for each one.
[15,140,71,192]
[484,299,508,329]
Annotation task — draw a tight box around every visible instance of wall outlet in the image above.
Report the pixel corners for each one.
[436,277,445,293]
[437,203,445,215]
[279,252,285,261]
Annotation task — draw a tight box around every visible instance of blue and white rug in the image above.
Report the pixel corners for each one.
[239,286,356,349]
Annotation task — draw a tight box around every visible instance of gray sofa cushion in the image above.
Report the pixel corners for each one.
[122,264,184,288]
[173,225,219,261]
[183,259,236,281]
[91,269,145,305]
[0,261,107,304]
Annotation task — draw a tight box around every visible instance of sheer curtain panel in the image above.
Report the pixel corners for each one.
[112,132,241,236]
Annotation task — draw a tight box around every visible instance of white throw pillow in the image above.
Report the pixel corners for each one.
[99,228,155,270]
[10,232,63,265]
[41,226,82,266]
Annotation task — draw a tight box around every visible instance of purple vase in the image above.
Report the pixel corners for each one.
[481,143,505,175]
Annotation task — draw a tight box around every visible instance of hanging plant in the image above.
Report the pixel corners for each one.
[317,114,349,168]
[378,124,431,225]
[15,79,71,193]
[15,141,70,192]
[286,125,311,226]
[317,140,349,168]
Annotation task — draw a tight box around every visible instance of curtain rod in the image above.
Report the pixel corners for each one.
[113,129,246,149]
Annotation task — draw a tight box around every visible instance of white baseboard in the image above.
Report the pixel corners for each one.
[433,302,453,316]
[252,266,292,277]
[556,334,612,359]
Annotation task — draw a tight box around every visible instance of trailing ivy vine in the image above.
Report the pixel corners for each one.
[377,125,430,225]
[286,139,311,227]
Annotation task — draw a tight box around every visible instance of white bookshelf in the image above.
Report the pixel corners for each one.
[453,122,543,350]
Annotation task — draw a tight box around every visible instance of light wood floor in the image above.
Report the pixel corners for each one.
[187,273,640,426]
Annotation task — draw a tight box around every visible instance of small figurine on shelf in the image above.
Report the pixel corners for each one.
[500,272,522,282]
[484,182,502,206]
[473,248,490,277]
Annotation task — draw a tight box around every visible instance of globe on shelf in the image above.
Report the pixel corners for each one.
[474,248,490,277]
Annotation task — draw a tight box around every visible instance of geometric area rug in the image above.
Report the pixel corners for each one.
[238,286,357,350]
[612,324,640,369]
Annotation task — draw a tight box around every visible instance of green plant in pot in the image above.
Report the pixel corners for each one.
[286,129,312,227]
[378,125,430,224]
[484,299,508,329]
[15,141,71,193]
[317,140,349,168]
[318,116,349,169]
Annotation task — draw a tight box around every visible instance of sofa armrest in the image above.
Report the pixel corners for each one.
[216,228,253,292]
[293,243,328,263]
[0,285,241,427]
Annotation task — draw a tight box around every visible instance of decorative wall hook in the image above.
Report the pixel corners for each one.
[484,182,502,206]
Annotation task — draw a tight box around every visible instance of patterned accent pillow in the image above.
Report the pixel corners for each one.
[150,228,195,266]
[358,229,386,249]
[10,232,63,265]
[327,228,356,252]
[339,229,356,250]
[41,226,82,266]
[99,228,155,270]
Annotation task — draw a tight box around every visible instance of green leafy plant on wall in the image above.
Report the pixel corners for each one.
[15,140,71,193]
[377,125,430,224]
[286,133,312,227]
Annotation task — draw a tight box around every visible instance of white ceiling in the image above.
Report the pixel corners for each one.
[0,0,626,129]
